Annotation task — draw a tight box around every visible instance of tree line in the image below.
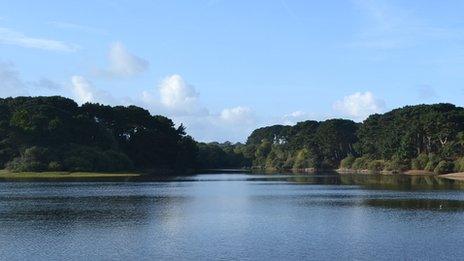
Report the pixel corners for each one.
[0,96,197,173]
[202,103,464,174]
[1,96,464,175]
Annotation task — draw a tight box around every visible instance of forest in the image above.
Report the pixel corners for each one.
[224,103,464,174]
[1,96,464,175]
[0,96,197,173]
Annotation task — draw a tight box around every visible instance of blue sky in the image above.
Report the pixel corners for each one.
[1,0,464,142]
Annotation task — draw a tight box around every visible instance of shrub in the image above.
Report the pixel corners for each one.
[410,159,420,170]
[6,157,47,172]
[103,150,133,171]
[434,160,454,174]
[293,149,313,169]
[368,160,386,172]
[48,161,62,171]
[425,154,440,172]
[454,157,464,172]
[63,156,93,172]
[351,157,370,170]
[282,155,294,169]
[414,153,429,170]
[5,146,50,172]
[340,155,355,169]
[61,145,133,172]
[385,156,409,172]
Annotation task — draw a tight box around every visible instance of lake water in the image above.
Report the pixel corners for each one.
[1,173,464,260]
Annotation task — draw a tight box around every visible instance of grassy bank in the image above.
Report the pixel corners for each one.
[0,170,141,180]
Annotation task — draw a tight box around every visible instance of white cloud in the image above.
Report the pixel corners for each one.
[97,42,149,78]
[220,106,254,125]
[281,110,313,125]
[66,73,254,142]
[160,75,198,108]
[144,74,208,116]
[0,27,78,52]
[333,91,385,121]
[70,75,114,104]
[0,61,28,97]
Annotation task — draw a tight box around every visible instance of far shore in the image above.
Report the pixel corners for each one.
[0,170,141,181]
[336,168,435,176]
[2,169,464,182]
[438,172,464,181]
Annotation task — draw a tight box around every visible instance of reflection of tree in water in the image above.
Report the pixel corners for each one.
[363,198,464,211]
[0,192,190,230]
[339,174,464,190]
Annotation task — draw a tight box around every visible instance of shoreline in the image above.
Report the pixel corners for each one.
[438,172,464,181]
[0,171,141,181]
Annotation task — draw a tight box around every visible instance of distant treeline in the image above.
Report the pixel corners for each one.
[0,96,197,173]
[206,103,464,174]
[2,96,464,175]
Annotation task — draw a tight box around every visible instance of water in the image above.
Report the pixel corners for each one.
[1,173,464,261]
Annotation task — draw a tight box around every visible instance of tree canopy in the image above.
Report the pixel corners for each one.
[0,96,197,173]
[1,96,463,175]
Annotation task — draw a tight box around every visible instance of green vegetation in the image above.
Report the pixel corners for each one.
[1,96,464,176]
[0,169,139,180]
[0,96,197,174]
[219,103,464,174]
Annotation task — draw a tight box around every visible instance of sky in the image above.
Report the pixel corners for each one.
[1,0,464,142]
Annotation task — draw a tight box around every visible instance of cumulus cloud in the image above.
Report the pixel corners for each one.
[142,74,208,116]
[97,42,149,78]
[281,110,312,125]
[70,75,114,104]
[66,72,254,142]
[0,27,78,52]
[333,91,385,120]
[0,61,28,97]
[139,74,255,141]
[160,75,199,109]
[220,106,254,125]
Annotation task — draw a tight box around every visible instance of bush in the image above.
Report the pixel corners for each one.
[103,150,133,171]
[340,155,355,169]
[282,155,294,169]
[63,156,93,172]
[425,154,440,172]
[61,145,133,172]
[351,157,370,170]
[385,156,409,172]
[414,153,429,170]
[5,146,50,172]
[434,160,454,174]
[6,157,47,172]
[368,160,386,172]
[48,161,62,171]
[454,157,464,172]
[293,149,313,169]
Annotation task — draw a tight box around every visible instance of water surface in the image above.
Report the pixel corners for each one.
[1,173,464,260]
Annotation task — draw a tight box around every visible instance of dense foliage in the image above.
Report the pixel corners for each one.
[196,142,251,169]
[0,96,198,173]
[243,119,359,170]
[238,103,464,174]
[1,96,463,175]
